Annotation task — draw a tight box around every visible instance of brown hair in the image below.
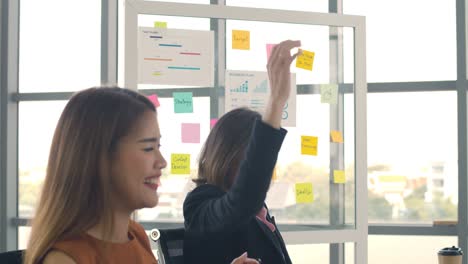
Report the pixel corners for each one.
[195,108,261,191]
[24,87,155,264]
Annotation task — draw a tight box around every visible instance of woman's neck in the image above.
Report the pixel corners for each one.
[87,210,132,243]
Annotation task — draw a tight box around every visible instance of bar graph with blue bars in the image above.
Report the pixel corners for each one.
[230,81,249,93]
[253,79,268,93]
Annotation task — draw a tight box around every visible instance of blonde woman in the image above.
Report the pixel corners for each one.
[24,87,259,264]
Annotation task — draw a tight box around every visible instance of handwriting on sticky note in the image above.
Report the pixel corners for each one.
[296,49,315,71]
[173,92,193,113]
[295,183,314,203]
[210,118,218,129]
[171,154,190,174]
[301,136,318,156]
[232,30,250,50]
[266,44,276,61]
[330,130,343,143]
[154,21,167,28]
[321,84,338,104]
[334,170,346,184]
[147,94,160,108]
[181,123,200,143]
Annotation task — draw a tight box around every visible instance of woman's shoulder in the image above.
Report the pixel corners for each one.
[42,250,77,264]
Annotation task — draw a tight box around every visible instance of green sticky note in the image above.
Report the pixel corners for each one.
[173,92,193,113]
[321,84,338,104]
[171,154,190,174]
[154,21,167,28]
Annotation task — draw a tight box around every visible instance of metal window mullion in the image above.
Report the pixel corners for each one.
[0,0,19,252]
[101,0,118,85]
[329,0,345,263]
[354,19,368,264]
[210,0,226,120]
[456,0,468,263]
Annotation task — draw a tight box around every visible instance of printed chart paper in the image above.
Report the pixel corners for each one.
[138,27,214,87]
[225,70,296,127]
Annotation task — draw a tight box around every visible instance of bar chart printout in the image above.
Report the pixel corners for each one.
[225,70,296,127]
[138,27,215,87]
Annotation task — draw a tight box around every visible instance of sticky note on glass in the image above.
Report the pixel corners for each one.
[181,123,200,143]
[147,94,160,108]
[266,44,276,61]
[330,130,343,143]
[334,170,346,184]
[232,30,250,50]
[296,49,315,71]
[301,136,318,156]
[295,183,314,203]
[321,84,338,104]
[272,167,278,181]
[171,154,190,174]
[154,21,167,28]
[210,118,218,129]
[173,92,193,113]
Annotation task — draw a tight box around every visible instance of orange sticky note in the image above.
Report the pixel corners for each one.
[295,183,314,203]
[301,136,318,156]
[334,170,346,184]
[330,130,343,143]
[296,49,315,71]
[232,30,250,50]
[171,154,190,174]
[147,94,160,108]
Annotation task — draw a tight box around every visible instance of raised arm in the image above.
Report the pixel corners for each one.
[184,40,301,236]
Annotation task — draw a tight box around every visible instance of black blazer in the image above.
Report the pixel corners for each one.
[183,120,292,264]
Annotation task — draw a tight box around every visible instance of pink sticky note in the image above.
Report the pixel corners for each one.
[181,123,200,143]
[210,119,218,129]
[266,44,276,61]
[147,94,160,108]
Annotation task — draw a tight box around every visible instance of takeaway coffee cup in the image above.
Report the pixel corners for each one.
[438,246,463,264]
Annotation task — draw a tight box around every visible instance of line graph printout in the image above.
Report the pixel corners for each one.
[225,70,296,127]
[138,27,214,87]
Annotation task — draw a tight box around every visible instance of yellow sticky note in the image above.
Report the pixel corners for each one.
[154,21,167,28]
[330,130,344,143]
[232,30,250,50]
[171,154,190,174]
[296,49,315,71]
[301,136,318,156]
[295,183,314,203]
[272,167,278,181]
[334,170,346,184]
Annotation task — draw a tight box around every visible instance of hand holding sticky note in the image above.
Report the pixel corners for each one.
[295,183,314,203]
[334,170,346,184]
[301,136,318,156]
[296,49,315,71]
[171,154,190,174]
[232,30,250,50]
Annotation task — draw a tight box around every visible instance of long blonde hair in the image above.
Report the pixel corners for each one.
[24,87,156,264]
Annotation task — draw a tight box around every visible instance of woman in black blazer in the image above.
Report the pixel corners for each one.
[183,40,301,264]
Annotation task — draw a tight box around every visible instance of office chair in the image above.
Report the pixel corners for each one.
[0,250,24,264]
[150,228,185,264]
